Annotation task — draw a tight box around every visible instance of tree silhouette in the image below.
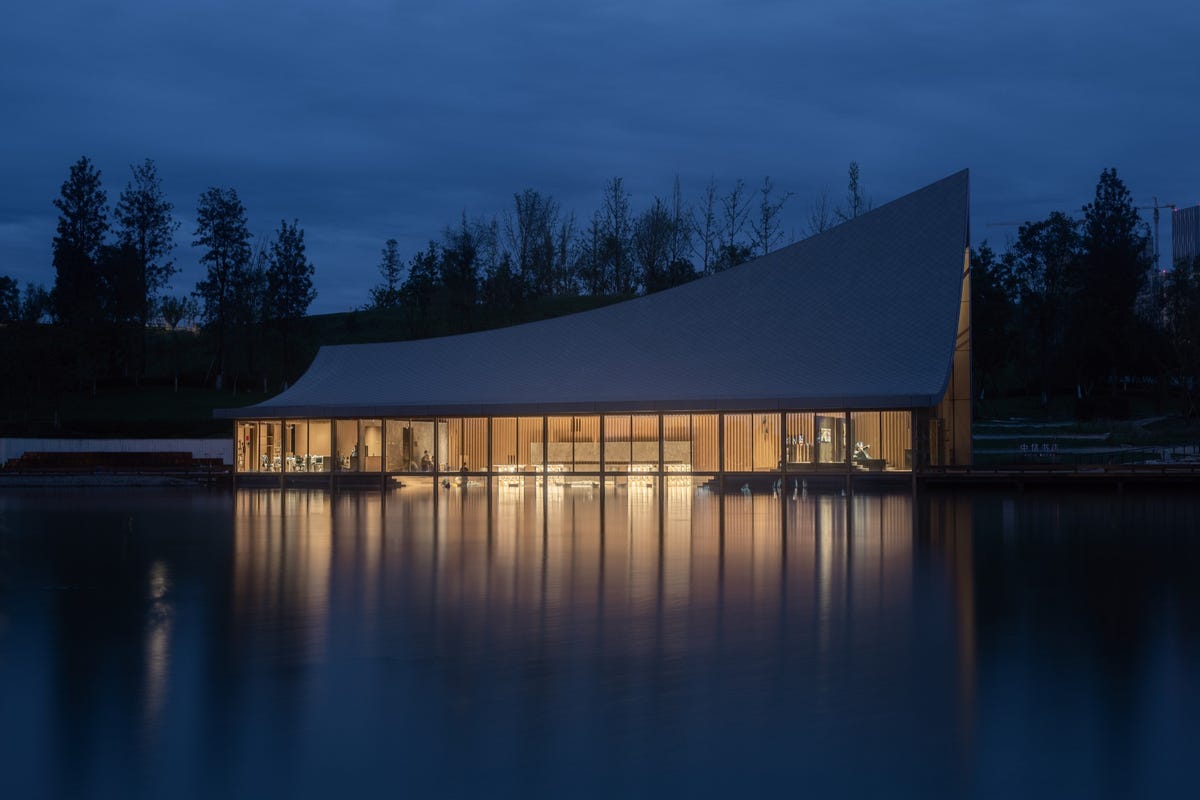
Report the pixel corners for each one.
[193,187,252,388]
[113,159,178,326]
[1072,168,1151,395]
[52,156,108,326]
[369,238,404,309]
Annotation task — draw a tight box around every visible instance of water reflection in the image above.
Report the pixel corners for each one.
[1,488,1198,797]
[142,559,173,738]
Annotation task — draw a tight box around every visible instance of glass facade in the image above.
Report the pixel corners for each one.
[235,410,916,482]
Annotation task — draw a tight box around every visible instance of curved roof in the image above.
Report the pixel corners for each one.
[223,170,968,419]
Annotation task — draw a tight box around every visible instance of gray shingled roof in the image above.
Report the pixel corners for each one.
[220,170,968,419]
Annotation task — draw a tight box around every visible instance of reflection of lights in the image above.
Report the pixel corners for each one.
[143,560,173,737]
[665,462,694,488]
[627,463,656,490]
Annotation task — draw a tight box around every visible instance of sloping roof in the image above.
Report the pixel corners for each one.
[221,170,968,419]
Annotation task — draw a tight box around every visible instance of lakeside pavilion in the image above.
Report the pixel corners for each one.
[217,170,972,491]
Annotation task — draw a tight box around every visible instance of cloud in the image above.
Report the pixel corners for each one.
[1,0,1197,310]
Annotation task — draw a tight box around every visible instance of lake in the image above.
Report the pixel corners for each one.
[1,486,1197,798]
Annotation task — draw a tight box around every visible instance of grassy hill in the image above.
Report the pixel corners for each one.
[0,295,623,438]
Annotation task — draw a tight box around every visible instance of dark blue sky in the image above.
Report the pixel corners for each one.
[2,0,1197,314]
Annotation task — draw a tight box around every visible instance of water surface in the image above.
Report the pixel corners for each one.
[0,487,1196,798]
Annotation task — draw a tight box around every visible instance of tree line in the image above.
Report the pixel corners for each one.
[971,168,1200,418]
[0,156,316,394]
[365,165,873,332]
[1,158,875,408]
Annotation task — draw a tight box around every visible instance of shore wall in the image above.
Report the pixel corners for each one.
[0,438,233,466]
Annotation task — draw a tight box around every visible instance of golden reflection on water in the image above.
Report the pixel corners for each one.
[232,491,334,660]
[228,487,961,669]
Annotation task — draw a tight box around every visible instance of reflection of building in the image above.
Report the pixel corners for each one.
[1174,205,1200,266]
[220,171,972,487]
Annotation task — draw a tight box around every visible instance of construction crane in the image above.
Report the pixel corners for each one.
[1134,197,1175,272]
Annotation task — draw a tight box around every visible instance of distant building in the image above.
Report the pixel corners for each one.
[217,172,973,487]
[1174,205,1200,266]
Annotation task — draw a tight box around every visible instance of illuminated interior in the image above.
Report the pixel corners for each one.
[235,410,915,483]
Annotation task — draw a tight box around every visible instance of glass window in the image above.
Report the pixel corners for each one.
[335,419,357,471]
[360,418,382,473]
[547,417,573,471]
[284,420,304,472]
[307,420,331,472]
[785,413,815,466]
[385,419,435,472]
[850,411,911,471]
[631,415,658,468]
[723,414,752,471]
[491,417,517,470]
[754,413,781,471]
[663,415,691,471]
[444,418,464,470]
[517,417,543,474]
[813,414,847,465]
[603,415,631,471]
[691,414,719,472]
[573,416,600,473]
[463,418,487,473]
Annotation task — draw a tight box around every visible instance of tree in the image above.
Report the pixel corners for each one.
[552,212,578,296]
[263,218,315,384]
[666,175,693,268]
[481,251,527,316]
[750,176,792,256]
[1071,168,1151,395]
[715,178,752,271]
[369,238,405,309]
[505,189,560,298]
[1001,211,1080,399]
[193,187,252,388]
[52,156,109,325]
[836,161,872,222]
[160,294,197,330]
[160,294,198,393]
[113,159,178,326]
[0,276,19,322]
[806,187,836,236]
[692,178,720,274]
[634,198,673,293]
[969,243,1015,401]
[636,193,697,294]
[265,219,316,322]
[577,212,607,295]
[20,283,51,324]
[599,178,635,294]
[401,242,442,334]
[439,213,481,322]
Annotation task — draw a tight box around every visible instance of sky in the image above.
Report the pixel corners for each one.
[2,0,1198,314]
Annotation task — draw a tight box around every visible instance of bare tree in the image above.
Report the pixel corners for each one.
[599,177,635,294]
[553,212,578,295]
[634,198,673,292]
[504,189,560,297]
[715,178,753,271]
[806,187,837,236]
[836,161,872,222]
[750,176,792,256]
[692,178,720,274]
[667,174,692,266]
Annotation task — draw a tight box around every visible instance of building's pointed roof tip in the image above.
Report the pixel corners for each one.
[219,169,971,419]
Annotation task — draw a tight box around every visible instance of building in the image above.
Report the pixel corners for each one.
[217,170,972,489]
[1174,204,1200,267]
